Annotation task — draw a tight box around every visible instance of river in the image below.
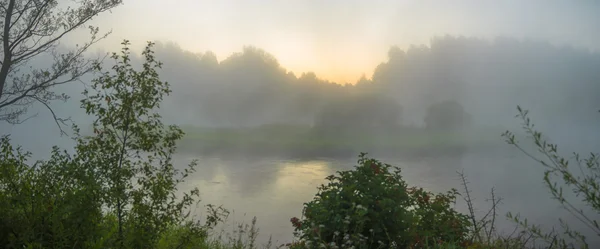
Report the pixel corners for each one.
[174,145,598,246]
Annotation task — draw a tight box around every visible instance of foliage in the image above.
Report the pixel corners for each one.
[76,40,203,248]
[424,101,471,131]
[0,0,122,129]
[502,106,600,249]
[288,153,471,249]
[0,136,105,248]
[0,41,223,248]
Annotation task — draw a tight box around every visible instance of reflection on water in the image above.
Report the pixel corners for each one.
[175,147,598,246]
[175,157,348,244]
[273,161,331,202]
[175,153,476,245]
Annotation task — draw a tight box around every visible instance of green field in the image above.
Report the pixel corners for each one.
[177,124,503,158]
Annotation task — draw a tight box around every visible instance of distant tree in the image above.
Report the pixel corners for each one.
[0,0,122,130]
[314,93,402,132]
[424,100,471,130]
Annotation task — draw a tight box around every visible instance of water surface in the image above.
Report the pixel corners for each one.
[175,146,596,246]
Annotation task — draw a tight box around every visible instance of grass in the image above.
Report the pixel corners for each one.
[156,212,282,249]
[177,124,502,158]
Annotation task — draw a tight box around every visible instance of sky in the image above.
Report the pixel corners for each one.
[70,0,600,84]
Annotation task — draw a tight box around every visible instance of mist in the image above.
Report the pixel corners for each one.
[2,1,600,247]
[5,37,600,152]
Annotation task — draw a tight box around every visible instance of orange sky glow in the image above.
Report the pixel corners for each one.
[62,0,599,84]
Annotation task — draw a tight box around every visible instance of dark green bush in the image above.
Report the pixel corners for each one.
[0,139,105,248]
[0,41,216,249]
[289,153,471,249]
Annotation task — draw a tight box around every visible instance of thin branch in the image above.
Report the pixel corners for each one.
[8,0,52,54]
[1,0,122,126]
[3,111,37,124]
[7,0,35,32]
[26,94,69,136]
[0,43,99,109]
[485,188,499,243]
[0,72,76,108]
[515,129,600,234]
[457,170,481,242]
[115,93,133,247]
[12,4,117,64]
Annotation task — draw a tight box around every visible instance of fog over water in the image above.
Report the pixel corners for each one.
[2,0,600,246]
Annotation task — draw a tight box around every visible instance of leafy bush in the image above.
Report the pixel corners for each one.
[289,153,471,249]
[0,138,105,248]
[0,41,223,249]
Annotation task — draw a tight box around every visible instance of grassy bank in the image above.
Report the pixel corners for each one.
[178,125,502,158]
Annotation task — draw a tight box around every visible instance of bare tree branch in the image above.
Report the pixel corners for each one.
[27,93,70,136]
[0,0,122,133]
[0,31,104,109]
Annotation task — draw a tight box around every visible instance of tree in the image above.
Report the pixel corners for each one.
[314,93,402,132]
[78,40,200,248]
[0,40,217,249]
[0,0,122,130]
[424,100,471,130]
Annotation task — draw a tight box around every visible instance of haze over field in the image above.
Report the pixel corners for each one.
[5,37,600,157]
[2,1,599,153]
[1,0,600,247]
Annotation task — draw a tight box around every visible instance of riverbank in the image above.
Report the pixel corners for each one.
[178,125,504,159]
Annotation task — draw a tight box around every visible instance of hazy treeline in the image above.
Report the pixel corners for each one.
[3,35,600,155]
[150,36,600,131]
